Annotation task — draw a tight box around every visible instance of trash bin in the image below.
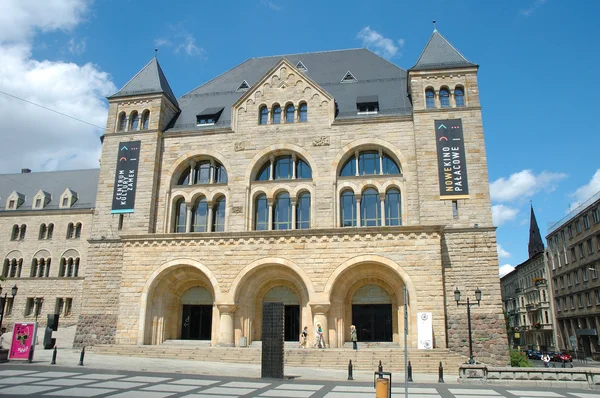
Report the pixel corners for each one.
[239,336,247,347]
[375,378,389,398]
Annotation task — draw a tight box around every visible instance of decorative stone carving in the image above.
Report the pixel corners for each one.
[232,206,243,214]
[312,136,330,146]
[234,142,245,151]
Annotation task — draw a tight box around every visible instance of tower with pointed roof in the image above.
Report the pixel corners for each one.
[528,205,545,258]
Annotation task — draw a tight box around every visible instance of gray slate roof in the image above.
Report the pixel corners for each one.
[109,58,179,107]
[0,169,99,212]
[409,30,477,71]
[166,48,412,132]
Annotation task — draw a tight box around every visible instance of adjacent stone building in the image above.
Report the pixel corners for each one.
[1,30,509,364]
[546,190,600,359]
[501,206,558,351]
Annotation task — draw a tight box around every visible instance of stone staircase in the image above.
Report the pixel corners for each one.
[88,341,465,374]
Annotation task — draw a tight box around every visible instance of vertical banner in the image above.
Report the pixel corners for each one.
[435,119,469,199]
[9,322,37,360]
[417,312,433,350]
[111,141,141,214]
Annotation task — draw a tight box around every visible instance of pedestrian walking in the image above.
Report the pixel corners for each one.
[350,324,358,350]
[299,326,308,348]
[313,323,324,348]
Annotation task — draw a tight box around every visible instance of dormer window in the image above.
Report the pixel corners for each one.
[296,61,307,72]
[237,80,250,91]
[9,200,15,209]
[196,107,224,127]
[6,191,25,210]
[35,199,41,208]
[341,71,357,83]
[33,190,51,209]
[59,188,78,209]
[356,96,379,115]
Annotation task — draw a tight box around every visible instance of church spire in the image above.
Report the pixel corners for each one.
[528,204,545,258]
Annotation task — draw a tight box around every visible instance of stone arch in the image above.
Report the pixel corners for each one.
[138,259,221,345]
[4,250,22,259]
[324,255,418,348]
[230,257,315,344]
[331,138,408,179]
[244,143,319,184]
[166,149,233,187]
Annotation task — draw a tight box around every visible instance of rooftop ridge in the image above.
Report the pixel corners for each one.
[250,47,367,60]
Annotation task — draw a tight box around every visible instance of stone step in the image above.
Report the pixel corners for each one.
[87,345,464,374]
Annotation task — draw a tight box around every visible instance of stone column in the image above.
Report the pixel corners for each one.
[311,304,331,348]
[378,148,384,175]
[217,304,237,347]
[269,155,275,180]
[292,154,297,179]
[185,203,193,233]
[379,193,386,226]
[355,194,361,227]
[291,198,297,230]
[188,161,196,185]
[267,199,274,231]
[209,160,215,184]
[354,150,360,176]
[207,202,214,232]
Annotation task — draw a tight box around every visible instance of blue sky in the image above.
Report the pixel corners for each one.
[0,0,598,276]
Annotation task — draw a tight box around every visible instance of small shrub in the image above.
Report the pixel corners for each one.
[510,349,533,367]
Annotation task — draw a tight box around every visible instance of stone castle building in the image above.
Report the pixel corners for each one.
[0,30,509,364]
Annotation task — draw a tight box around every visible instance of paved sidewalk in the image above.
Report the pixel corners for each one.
[14,346,456,384]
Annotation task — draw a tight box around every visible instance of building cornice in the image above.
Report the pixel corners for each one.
[413,106,482,114]
[0,208,94,217]
[332,115,413,126]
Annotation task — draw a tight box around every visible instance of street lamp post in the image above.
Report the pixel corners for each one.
[454,287,482,365]
[0,284,19,348]
[34,297,44,324]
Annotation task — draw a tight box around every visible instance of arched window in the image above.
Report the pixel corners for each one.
[340,190,356,227]
[296,159,312,179]
[274,156,292,180]
[75,223,82,238]
[192,197,208,232]
[425,88,435,108]
[214,164,228,183]
[259,106,268,125]
[31,259,38,277]
[273,192,291,230]
[67,258,74,277]
[285,104,295,122]
[382,154,400,174]
[19,224,26,240]
[129,111,139,130]
[195,161,212,184]
[256,162,270,181]
[141,110,150,129]
[117,112,127,131]
[358,151,380,175]
[39,224,47,240]
[440,88,450,108]
[296,192,310,229]
[212,197,226,232]
[177,159,227,185]
[59,258,66,277]
[385,188,402,226]
[11,225,19,241]
[67,223,74,239]
[340,156,356,177]
[74,258,80,277]
[254,194,269,231]
[174,198,187,233]
[272,105,281,124]
[178,169,191,185]
[9,259,20,278]
[47,223,54,239]
[299,103,307,122]
[361,188,380,227]
[2,259,8,278]
[455,86,465,107]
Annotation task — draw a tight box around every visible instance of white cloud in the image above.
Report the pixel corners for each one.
[68,37,86,55]
[499,264,515,278]
[260,0,281,11]
[490,170,567,203]
[492,204,519,226]
[497,244,511,259]
[154,38,172,48]
[175,35,206,57]
[0,0,115,173]
[520,0,548,16]
[568,169,600,211]
[357,26,401,59]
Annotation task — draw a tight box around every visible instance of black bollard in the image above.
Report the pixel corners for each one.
[438,361,444,383]
[348,360,354,380]
[78,346,85,366]
[407,360,413,382]
[51,346,57,365]
[378,360,383,378]
[28,346,34,363]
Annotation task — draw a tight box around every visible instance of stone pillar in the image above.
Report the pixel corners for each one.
[355,194,361,227]
[292,154,297,179]
[379,193,386,226]
[379,148,384,175]
[188,161,195,185]
[267,199,274,231]
[209,160,215,184]
[185,203,193,233]
[311,303,330,348]
[354,149,359,176]
[269,155,275,180]
[205,203,213,232]
[291,198,297,230]
[217,304,237,347]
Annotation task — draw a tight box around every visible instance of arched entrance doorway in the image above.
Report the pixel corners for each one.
[352,284,393,342]
[264,286,300,341]
[142,265,216,345]
[181,287,213,340]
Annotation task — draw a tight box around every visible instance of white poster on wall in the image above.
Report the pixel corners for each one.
[417,312,433,350]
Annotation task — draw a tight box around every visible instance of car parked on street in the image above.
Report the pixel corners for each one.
[526,350,542,360]
[552,352,572,362]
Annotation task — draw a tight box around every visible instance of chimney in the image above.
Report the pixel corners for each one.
[21,168,31,174]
